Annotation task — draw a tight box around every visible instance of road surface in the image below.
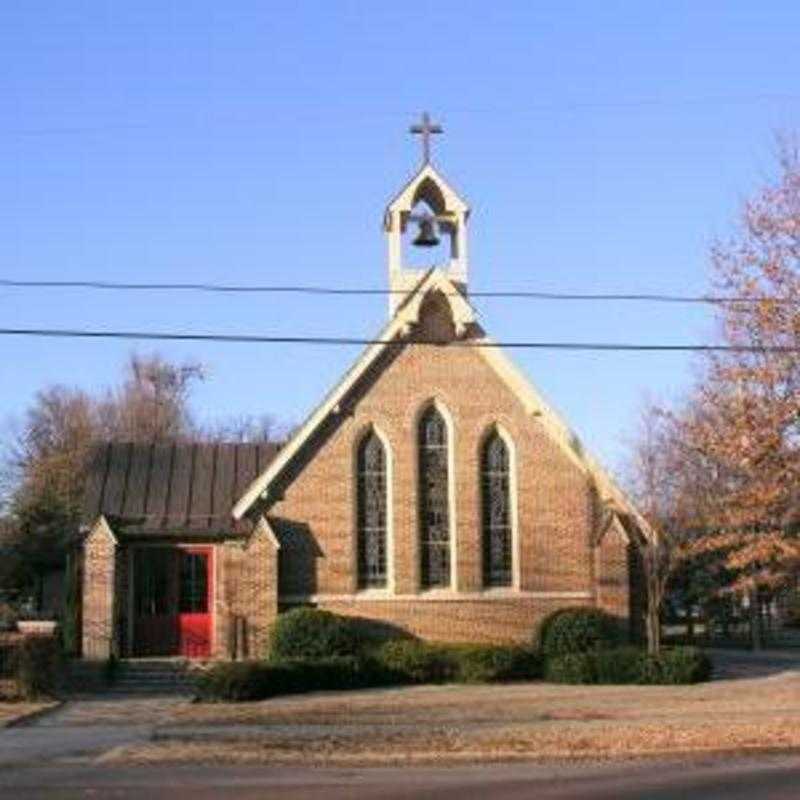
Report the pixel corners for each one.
[2,755,800,799]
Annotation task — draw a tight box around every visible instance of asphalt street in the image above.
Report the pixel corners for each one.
[2,755,800,799]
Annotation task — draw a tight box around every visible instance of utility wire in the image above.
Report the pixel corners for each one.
[1,327,799,353]
[0,278,793,305]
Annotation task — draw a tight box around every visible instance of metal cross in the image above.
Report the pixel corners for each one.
[409,111,443,164]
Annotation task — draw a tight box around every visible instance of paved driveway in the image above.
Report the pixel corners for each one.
[0,695,186,769]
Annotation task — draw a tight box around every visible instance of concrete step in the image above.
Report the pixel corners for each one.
[102,686,195,697]
[110,659,198,695]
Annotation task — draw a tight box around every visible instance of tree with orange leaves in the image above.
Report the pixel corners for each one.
[677,143,800,648]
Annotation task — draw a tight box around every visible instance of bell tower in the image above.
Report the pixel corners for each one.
[383,113,471,317]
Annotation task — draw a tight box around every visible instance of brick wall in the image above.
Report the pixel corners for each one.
[309,594,594,644]
[595,522,631,623]
[215,523,278,659]
[262,298,626,641]
[81,519,117,660]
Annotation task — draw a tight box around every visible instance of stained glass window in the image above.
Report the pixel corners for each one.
[481,432,513,587]
[357,431,388,589]
[419,407,451,588]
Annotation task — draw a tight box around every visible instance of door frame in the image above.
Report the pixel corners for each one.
[127,542,216,659]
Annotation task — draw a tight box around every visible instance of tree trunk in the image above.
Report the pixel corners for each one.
[645,595,661,656]
[749,590,762,651]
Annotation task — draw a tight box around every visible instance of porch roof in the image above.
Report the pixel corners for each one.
[82,441,279,538]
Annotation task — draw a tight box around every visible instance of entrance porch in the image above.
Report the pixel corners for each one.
[80,514,280,662]
[130,546,213,659]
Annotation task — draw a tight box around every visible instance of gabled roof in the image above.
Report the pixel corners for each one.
[84,441,279,537]
[233,269,476,518]
[232,271,651,538]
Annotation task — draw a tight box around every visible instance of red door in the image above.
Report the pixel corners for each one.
[177,547,213,658]
[132,547,212,658]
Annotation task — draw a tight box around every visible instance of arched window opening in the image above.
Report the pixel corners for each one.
[481,432,513,587]
[357,431,388,589]
[402,199,452,268]
[418,406,451,588]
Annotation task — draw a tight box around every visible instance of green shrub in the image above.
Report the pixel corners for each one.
[372,641,544,685]
[268,608,360,660]
[650,647,713,685]
[544,646,712,686]
[450,644,543,683]
[13,635,63,699]
[544,652,596,684]
[197,640,548,702]
[195,661,273,702]
[195,655,394,702]
[538,607,622,658]
[592,646,648,684]
[372,640,454,684]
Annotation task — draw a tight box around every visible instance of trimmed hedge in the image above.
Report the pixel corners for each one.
[268,608,360,660]
[446,644,543,684]
[197,642,544,702]
[13,635,63,699]
[538,607,622,658]
[651,646,713,684]
[545,646,712,685]
[195,656,396,702]
[371,640,454,684]
[371,640,543,685]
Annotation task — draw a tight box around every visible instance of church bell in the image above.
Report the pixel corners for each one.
[412,216,440,247]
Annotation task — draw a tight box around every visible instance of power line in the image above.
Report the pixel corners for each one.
[0,278,792,305]
[1,327,799,353]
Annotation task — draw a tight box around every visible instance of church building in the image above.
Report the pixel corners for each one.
[80,116,648,661]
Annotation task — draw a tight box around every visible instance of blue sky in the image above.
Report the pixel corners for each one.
[2,1,799,473]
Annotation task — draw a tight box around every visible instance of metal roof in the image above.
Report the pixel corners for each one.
[82,441,279,538]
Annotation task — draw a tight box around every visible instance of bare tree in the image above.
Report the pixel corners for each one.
[623,402,694,655]
[1,353,207,603]
[201,414,279,443]
[97,353,205,442]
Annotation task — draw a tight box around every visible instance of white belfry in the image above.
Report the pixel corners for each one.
[383,114,470,317]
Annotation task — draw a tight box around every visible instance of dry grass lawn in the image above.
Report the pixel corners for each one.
[102,661,800,765]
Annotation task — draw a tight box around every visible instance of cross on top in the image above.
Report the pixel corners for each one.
[409,111,443,164]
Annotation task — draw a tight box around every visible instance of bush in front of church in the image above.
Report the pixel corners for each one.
[369,639,454,684]
[11,634,64,700]
[369,640,543,685]
[268,607,361,661]
[538,607,622,658]
[544,646,711,685]
[195,655,399,702]
[448,643,544,683]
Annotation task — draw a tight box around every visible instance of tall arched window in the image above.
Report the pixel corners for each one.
[418,406,451,588]
[357,431,387,589]
[481,431,513,587]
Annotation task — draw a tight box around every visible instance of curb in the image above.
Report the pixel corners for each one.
[2,700,64,729]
